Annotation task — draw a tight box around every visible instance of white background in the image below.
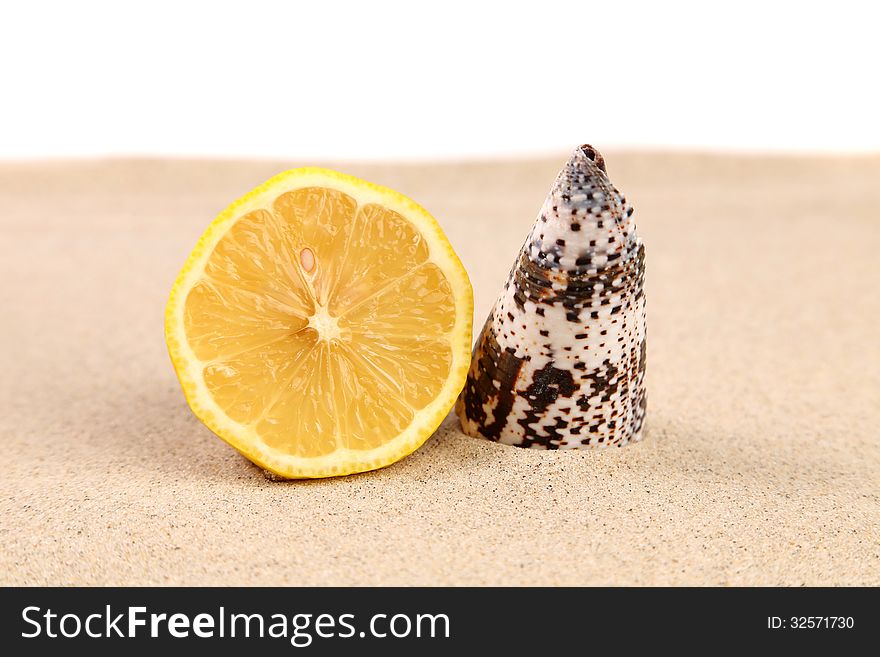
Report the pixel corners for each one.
[2,0,878,159]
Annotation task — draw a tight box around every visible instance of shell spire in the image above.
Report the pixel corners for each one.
[456,145,646,448]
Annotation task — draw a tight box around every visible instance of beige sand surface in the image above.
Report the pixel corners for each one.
[1,153,878,586]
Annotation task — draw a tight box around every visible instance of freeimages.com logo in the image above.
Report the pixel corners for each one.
[21,605,451,647]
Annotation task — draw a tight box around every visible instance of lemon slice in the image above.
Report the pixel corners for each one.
[165,168,473,478]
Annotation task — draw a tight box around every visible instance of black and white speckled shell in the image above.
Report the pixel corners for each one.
[456,145,646,448]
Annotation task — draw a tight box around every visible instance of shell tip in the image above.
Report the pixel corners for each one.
[578,144,606,172]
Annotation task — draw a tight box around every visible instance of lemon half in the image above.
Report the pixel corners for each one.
[165,168,473,478]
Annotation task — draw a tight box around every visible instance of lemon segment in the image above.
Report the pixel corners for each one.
[165,168,472,478]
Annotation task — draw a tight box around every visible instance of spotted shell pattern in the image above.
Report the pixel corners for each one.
[456,145,646,448]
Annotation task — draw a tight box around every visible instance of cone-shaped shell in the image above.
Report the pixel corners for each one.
[456,145,646,448]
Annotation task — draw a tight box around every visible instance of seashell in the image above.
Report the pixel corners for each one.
[456,145,646,448]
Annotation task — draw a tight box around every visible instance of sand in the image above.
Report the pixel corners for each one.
[1,153,878,586]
